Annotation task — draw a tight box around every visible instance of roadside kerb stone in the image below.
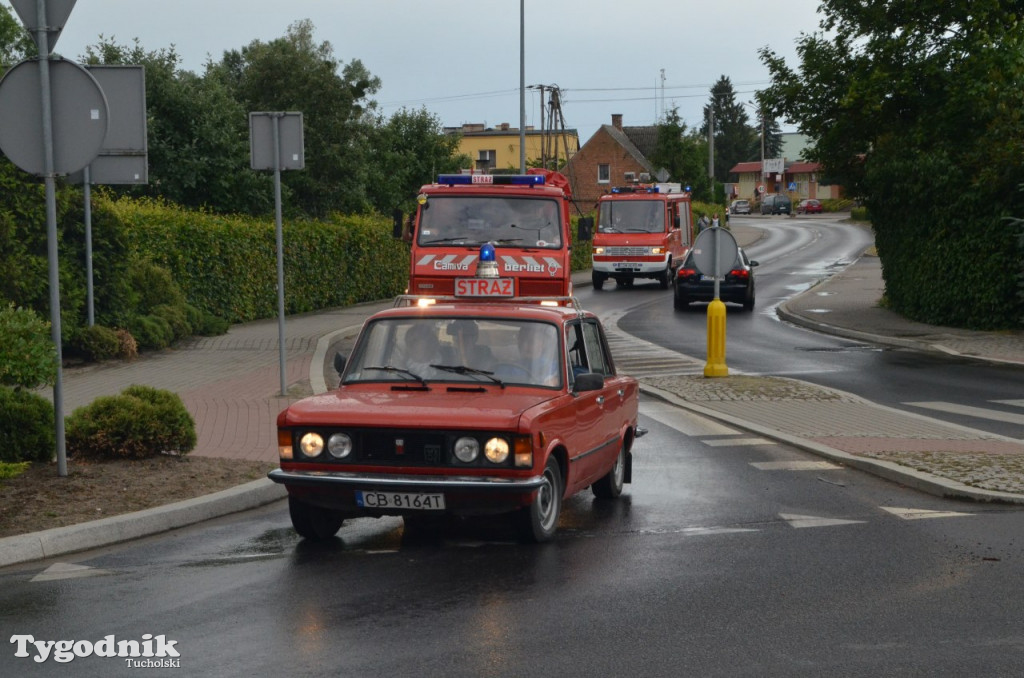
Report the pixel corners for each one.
[0,479,286,569]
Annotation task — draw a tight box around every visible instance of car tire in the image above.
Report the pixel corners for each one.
[289,495,344,541]
[592,272,606,290]
[673,284,690,311]
[517,456,562,543]
[592,443,626,499]
[743,288,755,312]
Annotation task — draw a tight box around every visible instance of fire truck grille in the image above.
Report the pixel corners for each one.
[605,246,650,256]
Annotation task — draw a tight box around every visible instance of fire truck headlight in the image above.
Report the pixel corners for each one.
[651,247,664,255]
[593,246,605,255]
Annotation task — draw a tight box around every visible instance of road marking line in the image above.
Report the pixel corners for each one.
[880,506,973,520]
[780,513,865,529]
[31,562,114,582]
[703,437,777,447]
[752,461,842,471]
[639,401,738,436]
[904,401,1024,425]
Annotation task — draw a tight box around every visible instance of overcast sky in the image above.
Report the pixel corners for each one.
[48,0,825,142]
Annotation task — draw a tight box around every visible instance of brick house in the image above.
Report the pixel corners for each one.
[565,114,667,210]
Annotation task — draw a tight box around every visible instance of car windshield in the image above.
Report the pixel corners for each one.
[418,196,561,248]
[343,317,563,388]
[598,200,665,233]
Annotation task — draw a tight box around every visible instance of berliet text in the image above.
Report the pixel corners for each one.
[10,634,180,664]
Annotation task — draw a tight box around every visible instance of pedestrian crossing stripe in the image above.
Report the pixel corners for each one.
[31,562,114,582]
[904,401,1024,426]
[752,461,842,471]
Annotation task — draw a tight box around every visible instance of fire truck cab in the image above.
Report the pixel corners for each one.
[591,184,693,290]
[394,170,592,300]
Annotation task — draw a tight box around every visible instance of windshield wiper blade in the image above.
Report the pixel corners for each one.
[421,237,482,245]
[430,364,506,387]
[363,365,427,385]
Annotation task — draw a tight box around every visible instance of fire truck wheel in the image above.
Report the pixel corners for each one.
[517,456,562,543]
[289,495,345,541]
[592,272,607,290]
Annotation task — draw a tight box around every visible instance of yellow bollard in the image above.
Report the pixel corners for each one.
[704,298,729,377]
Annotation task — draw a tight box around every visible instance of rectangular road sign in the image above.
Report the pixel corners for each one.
[249,112,304,171]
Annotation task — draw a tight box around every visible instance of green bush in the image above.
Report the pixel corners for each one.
[69,324,121,362]
[850,206,870,221]
[115,328,139,360]
[129,260,185,313]
[128,314,174,350]
[0,386,55,463]
[195,311,230,336]
[0,461,30,480]
[65,385,196,460]
[151,304,191,342]
[0,303,56,389]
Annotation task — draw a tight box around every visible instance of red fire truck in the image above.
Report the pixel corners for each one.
[394,170,591,299]
[591,184,693,290]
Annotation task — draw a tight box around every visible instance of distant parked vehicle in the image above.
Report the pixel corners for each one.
[797,199,823,214]
[760,194,791,215]
[730,199,751,215]
[672,247,759,312]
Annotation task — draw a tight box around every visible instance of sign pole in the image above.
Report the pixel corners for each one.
[34,0,68,475]
[272,114,287,397]
[83,164,94,326]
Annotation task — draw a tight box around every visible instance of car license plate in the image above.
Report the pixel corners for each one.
[355,491,445,510]
[454,277,514,297]
[614,262,641,271]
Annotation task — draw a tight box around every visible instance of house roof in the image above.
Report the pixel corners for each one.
[601,124,657,174]
[728,160,823,174]
[730,161,762,173]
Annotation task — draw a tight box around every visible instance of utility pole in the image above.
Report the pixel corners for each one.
[707,106,715,186]
[519,0,526,173]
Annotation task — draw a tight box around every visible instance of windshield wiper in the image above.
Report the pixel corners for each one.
[363,365,427,385]
[421,237,483,245]
[430,364,506,387]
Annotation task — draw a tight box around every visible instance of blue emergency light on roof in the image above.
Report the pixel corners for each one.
[611,185,660,194]
[437,174,545,186]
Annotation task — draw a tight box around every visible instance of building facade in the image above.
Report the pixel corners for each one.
[447,123,579,173]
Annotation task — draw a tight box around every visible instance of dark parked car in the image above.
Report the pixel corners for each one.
[760,194,791,215]
[673,247,759,311]
[797,199,823,214]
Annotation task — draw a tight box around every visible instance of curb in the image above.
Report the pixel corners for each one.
[0,479,286,569]
[639,383,1024,506]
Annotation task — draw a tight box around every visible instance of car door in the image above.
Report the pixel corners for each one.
[564,319,625,492]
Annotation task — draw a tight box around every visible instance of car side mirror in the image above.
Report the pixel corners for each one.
[749,260,760,267]
[573,372,604,392]
[577,216,593,242]
[392,209,403,239]
[333,352,347,377]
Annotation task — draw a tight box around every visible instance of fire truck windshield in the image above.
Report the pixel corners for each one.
[598,200,665,234]
[419,197,562,249]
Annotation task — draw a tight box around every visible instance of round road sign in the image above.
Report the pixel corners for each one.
[691,227,739,278]
[0,57,108,176]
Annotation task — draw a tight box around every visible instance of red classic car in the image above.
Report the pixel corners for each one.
[269,297,643,543]
[796,199,823,214]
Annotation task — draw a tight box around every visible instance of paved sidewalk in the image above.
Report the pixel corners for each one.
[3,218,1022,566]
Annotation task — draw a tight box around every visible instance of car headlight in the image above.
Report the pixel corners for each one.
[300,432,324,458]
[484,437,510,464]
[651,247,664,255]
[454,436,480,463]
[328,433,352,458]
[593,246,605,255]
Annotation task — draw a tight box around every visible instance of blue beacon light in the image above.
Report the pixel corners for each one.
[477,243,499,278]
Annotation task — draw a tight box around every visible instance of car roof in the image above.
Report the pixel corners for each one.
[369,300,592,325]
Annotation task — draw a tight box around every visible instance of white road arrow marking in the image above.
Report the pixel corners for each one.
[880,507,974,520]
[31,562,113,582]
[780,513,866,529]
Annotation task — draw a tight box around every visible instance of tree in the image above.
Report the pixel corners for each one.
[699,76,757,183]
[212,20,381,217]
[366,107,466,215]
[83,38,272,216]
[651,107,710,200]
[758,2,1024,329]
[0,5,34,69]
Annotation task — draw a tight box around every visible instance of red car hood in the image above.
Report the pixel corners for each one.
[278,386,559,430]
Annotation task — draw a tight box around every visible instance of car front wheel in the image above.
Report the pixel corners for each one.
[517,456,562,543]
[289,495,345,541]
